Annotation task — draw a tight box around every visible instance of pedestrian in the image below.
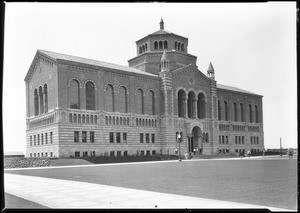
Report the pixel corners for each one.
[193,148,196,155]
[247,150,251,158]
[288,149,293,159]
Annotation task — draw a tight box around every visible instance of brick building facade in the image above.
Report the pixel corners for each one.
[25,19,264,158]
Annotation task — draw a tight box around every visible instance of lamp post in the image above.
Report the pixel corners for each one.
[177,132,182,161]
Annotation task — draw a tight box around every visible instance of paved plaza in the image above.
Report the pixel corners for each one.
[4,155,297,210]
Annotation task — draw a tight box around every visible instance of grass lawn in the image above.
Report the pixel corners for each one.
[5,157,297,210]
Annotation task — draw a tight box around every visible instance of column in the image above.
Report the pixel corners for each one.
[183,97,187,118]
[192,98,197,119]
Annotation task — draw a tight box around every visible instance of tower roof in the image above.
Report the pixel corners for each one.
[160,17,164,30]
[207,62,215,72]
[161,50,168,61]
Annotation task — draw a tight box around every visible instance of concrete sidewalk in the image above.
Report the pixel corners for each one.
[4,173,294,211]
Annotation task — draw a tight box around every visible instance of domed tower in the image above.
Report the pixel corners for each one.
[128,18,198,75]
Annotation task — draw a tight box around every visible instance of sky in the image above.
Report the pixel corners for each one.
[3,2,297,154]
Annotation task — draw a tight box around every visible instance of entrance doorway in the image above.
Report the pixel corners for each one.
[188,126,202,154]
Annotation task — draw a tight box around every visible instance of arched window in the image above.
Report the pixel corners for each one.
[73,114,77,123]
[136,89,144,114]
[145,43,148,51]
[188,91,196,118]
[224,101,228,121]
[39,86,44,114]
[82,114,85,123]
[154,41,158,50]
[34,89,39,116]
[164,40,168,49]
[44,84,48,113]
[86,115,89,123]
[233,102,237,122]
[178,42,181,50]
[94,115,97,124]
[249,104,253,123]
[69,113,72,123]
[159,41,163,49]
[197,93,205,119]
[240,103,244,122]
[86,81,95,110]
[175,41,178,50]
[255,105,259,123]
[119,86,127,113]
[206,133,209,142]
[78,114,81,123]
[142,45,145,53]
[148,90,155,115]
[218,100,221,120]
[105,84,114,112]
[178,90,186,118]
[139,46,142,54]
[181,43,184,51]
[70,79,80,109]
[90,115,93,124]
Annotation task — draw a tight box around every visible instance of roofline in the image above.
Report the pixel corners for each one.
[128,50,197,63]
[56,58,159,80]
[216,86,263,97]
[136,32,188,43]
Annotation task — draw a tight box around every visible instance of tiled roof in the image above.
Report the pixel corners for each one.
[38,50,158,77]
[150,29,187,39]
[217,83,261,96]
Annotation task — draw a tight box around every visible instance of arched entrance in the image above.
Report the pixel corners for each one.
[187,126,203,154]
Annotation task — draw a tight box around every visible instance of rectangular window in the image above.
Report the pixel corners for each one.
[41,153,44,157]
[140,133,144,143]
[90,131,95,143]
[242,136,244,144]
[117,151,122,157]
[116,132,121,143]
[83,151,88,157]
[146,150,150,156]
[41,133,44,145]
[50,132,53,144]
[151,134,155,143]
[235,136,237,144]
[219,135,221,144]
[30,153,32,157]
[222,136,224,144]
[38,134,40,145]
[34,153,36,157]
[141,150,145,156]
[257,137,259,144]
[30,136,32,146]
[226,136,228,144]
[50,152,53,157]
[123,133,127,143]
[74,131,79,143]
[146,133,150,143]
[38,153,40,157]
[110,151,115,157]
[124,151,128,157]
[109,132,114,143]
[235,149,238,153]
[152,150,156,155]
[45,133,48,144]
[90,151,95,157]
[82,131,87,143]
[226,149,229,153]
[75,151,80,157]
[34,135,36,145]
[239,136,241,144]
[250,136,253,144]
[45,152,48,157]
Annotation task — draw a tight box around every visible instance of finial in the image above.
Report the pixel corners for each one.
[160,17,164,30]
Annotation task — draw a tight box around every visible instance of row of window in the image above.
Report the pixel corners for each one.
[220,124,259,132]
[154,40,168,50]
[232,125,246,131]
[69,113,98,124]
[29,152,53,158]
[105,116,130,126]
[29,132,53,146]
[216,148,261,154]
[218,101,260,123]
[74,131,95,143]
[139,43,148,54]
[218,135,260,145]
[34,84,48,116]
[109,132,128,143]
[74,150,157,158]
[178,90,206,119]
[136,118,157,127]
[69,80,156,115]
[250,136,259,144]
[139,133,155,143]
